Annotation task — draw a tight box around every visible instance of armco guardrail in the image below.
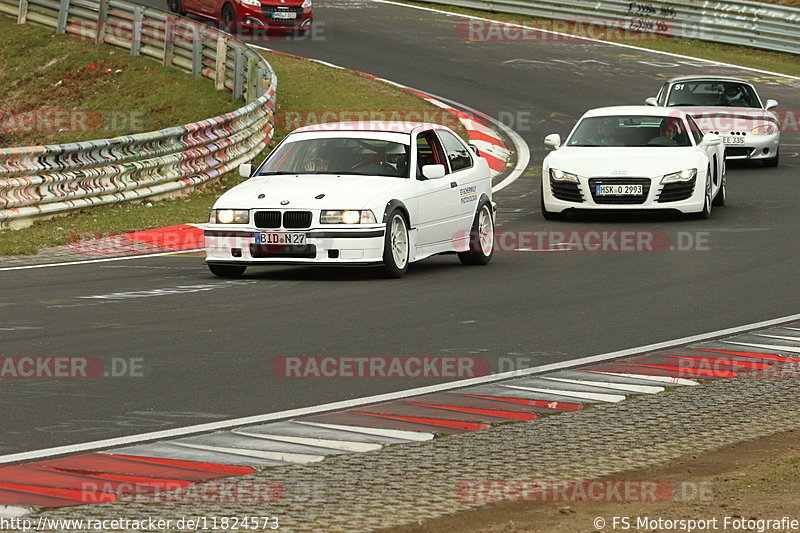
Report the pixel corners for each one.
[0,0,276,230]
[430,0,800,56]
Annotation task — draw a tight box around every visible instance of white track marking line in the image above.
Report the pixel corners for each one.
[753,334,800,343]
[230,430,383,452]
[0,249,200,271]
[3,313,800,465]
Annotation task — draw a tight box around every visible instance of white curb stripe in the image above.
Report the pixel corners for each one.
[753,334,800,344]
[722,341,800,354]
[292,421,434,442]
[585,371,700,386]
[540,377,664,394]
[0,506,34,519]
[230,430,383,452]
[501,385,627,403]
[171,442,324,464]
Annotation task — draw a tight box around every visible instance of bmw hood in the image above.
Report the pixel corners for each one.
[546,147,704,177]
[215,174,405,209]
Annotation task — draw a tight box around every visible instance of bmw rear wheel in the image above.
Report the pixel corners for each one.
[380,210,409,278]
[458,202,494,266]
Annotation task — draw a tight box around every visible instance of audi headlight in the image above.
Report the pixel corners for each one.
[661,169,697,184]
[320,210,377,224]
[241,0,261,6]
[211,209,249,224]
[301,0,312,7]
[549,169,579,183]
[751,125,776,135]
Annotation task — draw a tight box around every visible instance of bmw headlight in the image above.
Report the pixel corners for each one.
[661,169,697,184]
[301,0,312,7]
[241,0,261,6]
[549,169,580,183]
[751,125,776,135]
[320,210,377,224]
[211,209,249,224]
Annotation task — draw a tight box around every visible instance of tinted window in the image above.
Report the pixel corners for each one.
[437,130,473,172]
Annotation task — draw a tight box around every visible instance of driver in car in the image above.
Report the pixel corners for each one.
[718,84,749,107]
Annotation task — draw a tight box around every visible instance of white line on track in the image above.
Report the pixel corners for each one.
[2,312,799,465]
[0,249,201,272]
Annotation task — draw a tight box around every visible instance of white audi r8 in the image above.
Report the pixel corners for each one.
[205,122,495,278]
[645,76,780,167]
[541,106,726,219]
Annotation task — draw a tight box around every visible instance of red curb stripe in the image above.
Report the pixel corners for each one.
[106,454,257,476]
[0,483,116,504]
[465,129,503,145]
[57,472,193,491]
[39,454,236,481]
[691,348,800,363]
[481,151,506,172]
[668,355,771,370]
[0,487,86,508]
[406,402,537,420]
[459,395,584,411]
[350,411,490,431]
[625,362,737,378]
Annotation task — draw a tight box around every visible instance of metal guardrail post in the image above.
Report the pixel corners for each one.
[233,45,244,100]
[163,16,175,67]
[246,56,259,102]
[56,0,70,34]
[17,0,28,24]
[131,6,143,56]
[215,36,228,91]
[192,28,202,78]
[96,0,108,45]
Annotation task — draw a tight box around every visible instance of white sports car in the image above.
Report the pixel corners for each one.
[541,106,726,219]
[646,76,780,167]
[205,121,495,278]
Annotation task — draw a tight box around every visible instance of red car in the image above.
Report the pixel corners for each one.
[168,0,313,35]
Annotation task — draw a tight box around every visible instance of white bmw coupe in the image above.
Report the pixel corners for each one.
[541,106,726,219]
[205,121,495,278]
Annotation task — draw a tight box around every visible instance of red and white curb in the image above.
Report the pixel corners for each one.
[1,322,799,516]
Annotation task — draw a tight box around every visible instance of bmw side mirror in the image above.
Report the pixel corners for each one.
[544,134,561,149]
[765,99,778,110]
[421,164,446,180]
[645,97,658,106]
[239,163,253,178]
[468,143,481,156]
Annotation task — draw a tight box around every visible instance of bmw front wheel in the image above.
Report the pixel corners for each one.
[380,210,409,278]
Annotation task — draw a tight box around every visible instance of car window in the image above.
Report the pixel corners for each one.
[686,116,705,145]
[667,81,760,108]
[257,137,410,178]
[567,115,692,147]
[416,131,447,177]
[437,130,473,172]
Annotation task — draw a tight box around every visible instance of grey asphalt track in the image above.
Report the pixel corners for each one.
[1,0,799,456]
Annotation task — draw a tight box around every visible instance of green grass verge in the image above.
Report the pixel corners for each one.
[0,31,467,256]
[401,0,800,78]
[0,16,239,148]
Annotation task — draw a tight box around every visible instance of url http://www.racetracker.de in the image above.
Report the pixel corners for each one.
[0,515,281,531]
